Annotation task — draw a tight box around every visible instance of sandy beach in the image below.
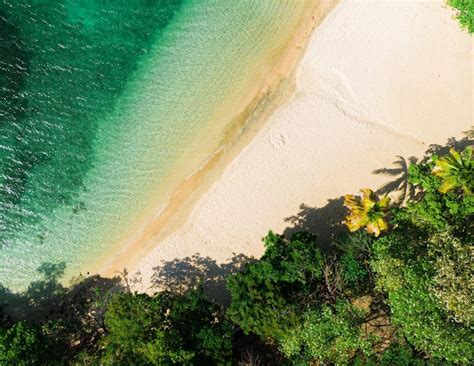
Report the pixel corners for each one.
[100,0,472,294]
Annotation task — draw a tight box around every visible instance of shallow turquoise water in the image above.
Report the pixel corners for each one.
[0,0,311,289]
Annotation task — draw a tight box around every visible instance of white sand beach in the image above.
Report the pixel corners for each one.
[102,0,472,293]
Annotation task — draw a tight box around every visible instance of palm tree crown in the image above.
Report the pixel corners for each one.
[344,188,390,237]
[432,147,473,194]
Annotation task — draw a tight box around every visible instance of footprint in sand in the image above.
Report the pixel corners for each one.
[269,132,288,149]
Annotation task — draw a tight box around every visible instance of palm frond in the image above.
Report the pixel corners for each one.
[432,147,473,194]
[343,189,390,237]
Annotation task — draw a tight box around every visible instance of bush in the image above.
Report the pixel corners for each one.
[352,340,434,366]
[428,232,473,324]
[0,263,120,364]
[227,231,373,364]
[403,157,473,237]
[448,0,474,33]
[101,287,232,365]
[227,231,325,338]
[0,322,44,365]
[371,233,472,363]
[278,300,373,365]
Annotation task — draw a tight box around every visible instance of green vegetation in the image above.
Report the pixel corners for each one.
[227,231,325,338]
[344,188,390,237]
[101,288,232,365]
[277,300,373,365]
[370,146,473,363]
[0,145,472,364]
[448,0,474,33]
[226,231,373,364]
[432,147,473,194]
[0,322,43,365]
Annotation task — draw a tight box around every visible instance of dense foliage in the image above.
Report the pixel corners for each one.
[0,145,472,365]
[277,300,373,365]
[100,288,232,365]
[448,0,474,33]
[0,322,44,365]
[370,147,473,363]
[227,231,373,364]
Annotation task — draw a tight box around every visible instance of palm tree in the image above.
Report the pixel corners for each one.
[432,147,473,194]
[344,188,390,237]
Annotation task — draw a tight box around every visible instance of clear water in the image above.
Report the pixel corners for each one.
[0,0,311,289]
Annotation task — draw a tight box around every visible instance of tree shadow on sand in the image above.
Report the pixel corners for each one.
[423,132,473,158]
[0,262,123,352]
[151,253,254,305]
[373,132,473,204]
[283,197,348,247]
[372,155,419,205]
[282,131,473,245]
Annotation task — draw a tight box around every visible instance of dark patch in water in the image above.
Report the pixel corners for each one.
[0,1,183,246]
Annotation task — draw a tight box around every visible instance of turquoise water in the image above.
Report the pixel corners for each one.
[0,1,312,289]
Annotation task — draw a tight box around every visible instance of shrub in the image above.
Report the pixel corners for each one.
[428,232,473,324]
[448,0,474,33]
[227,231,325,338]
[352,340,433,366]
[405,152,473,237]
[228,231,374,364]
[0,322,44,365]
[277,300,373,365]
[101,287,232,365]
[371,233,472,363]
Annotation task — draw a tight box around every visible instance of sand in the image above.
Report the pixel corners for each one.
[100,0,472,294]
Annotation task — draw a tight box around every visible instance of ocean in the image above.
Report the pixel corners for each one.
[0,0,312,289]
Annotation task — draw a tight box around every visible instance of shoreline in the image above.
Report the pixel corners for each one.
[95,0,340,278]
[97,0,471,294]
[122,0,470,294]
